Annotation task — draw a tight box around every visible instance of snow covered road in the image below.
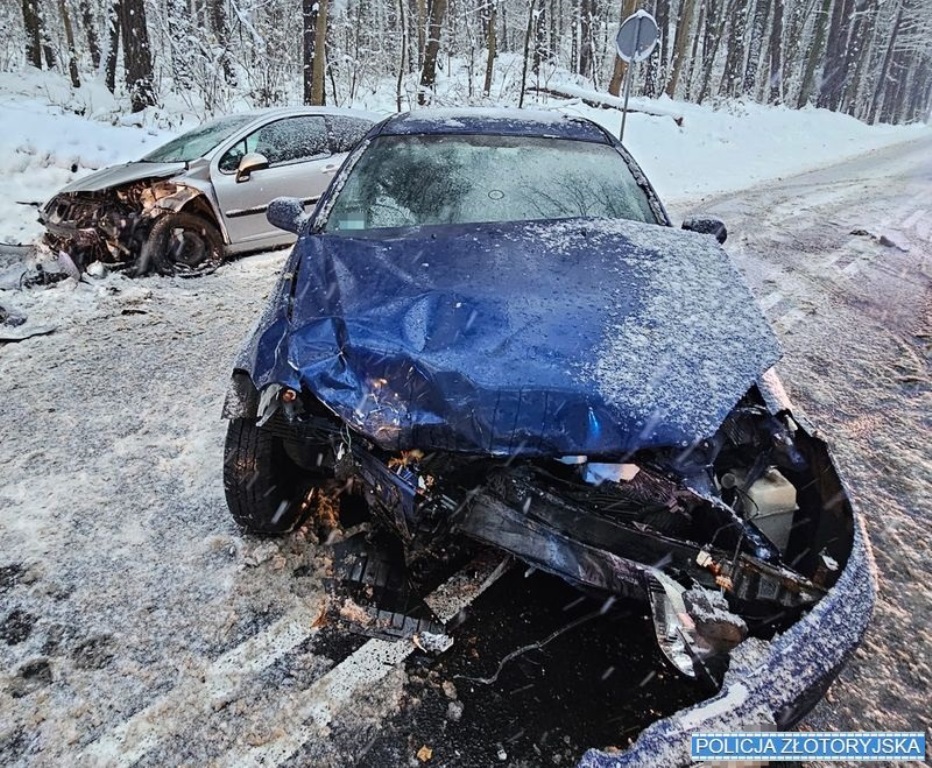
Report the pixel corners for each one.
[683,135,932,751]
[1,136,930,766]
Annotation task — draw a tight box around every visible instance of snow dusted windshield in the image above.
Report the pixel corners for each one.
[141,114,254,163]
[324,134,659,231]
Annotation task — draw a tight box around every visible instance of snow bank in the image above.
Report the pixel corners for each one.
[0,68,926,245]
[0,70,175,245]
[552,92,929,206]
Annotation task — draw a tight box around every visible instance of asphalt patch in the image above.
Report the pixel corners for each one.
[1,608,36,645]
[356,568,705,767]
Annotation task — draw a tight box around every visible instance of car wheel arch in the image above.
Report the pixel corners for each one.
[151,184,231,245]
[222,371,260,420]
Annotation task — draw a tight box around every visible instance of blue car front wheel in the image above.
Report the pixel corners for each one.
[223,418,316,535]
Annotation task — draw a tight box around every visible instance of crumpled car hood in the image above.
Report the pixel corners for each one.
[251,217,781,455]
[55,161,186,194]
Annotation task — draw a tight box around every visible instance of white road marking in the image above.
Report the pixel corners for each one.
[821,252,841,269]
[79,603,321,767]
[776,308,807,332]
[915,219,930,243]
[901,209,926,231]
[841,258,866,277]
[759,291,783,311]
[217,553,511,768]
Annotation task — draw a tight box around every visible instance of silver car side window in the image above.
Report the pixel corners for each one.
[219,116,330,172]
[254,116,329,166]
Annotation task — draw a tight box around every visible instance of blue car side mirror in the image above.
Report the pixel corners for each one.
[682,216,728,244]
[267,197,308,234]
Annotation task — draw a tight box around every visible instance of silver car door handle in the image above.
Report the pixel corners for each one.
[322,164,339,175]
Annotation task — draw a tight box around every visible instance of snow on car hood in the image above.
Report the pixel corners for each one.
[264,217,780,455]
[56,160,186,194]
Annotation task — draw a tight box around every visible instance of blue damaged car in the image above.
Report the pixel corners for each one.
[221,109,874,765]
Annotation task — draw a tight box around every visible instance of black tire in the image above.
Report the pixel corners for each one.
[139,212,224,276]
[223,418,313,535]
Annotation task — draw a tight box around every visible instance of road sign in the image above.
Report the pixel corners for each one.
[615,10,659,63]
[615,10,659,141]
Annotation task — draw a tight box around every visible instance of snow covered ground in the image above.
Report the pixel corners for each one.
[0,68,927,245]
[1,69,930,767]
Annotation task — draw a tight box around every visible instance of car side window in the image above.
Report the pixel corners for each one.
[327,116,372,154]
[218,116,329,173]
[218,138,247,172]
[255,116,329,166]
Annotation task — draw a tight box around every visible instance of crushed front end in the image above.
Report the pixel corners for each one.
[257,372,856,688]
[39,177,207,271]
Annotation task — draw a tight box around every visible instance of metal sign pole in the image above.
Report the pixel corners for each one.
[620,59,635,142]
[614,10,659,143]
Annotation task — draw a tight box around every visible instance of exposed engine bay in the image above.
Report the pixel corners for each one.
[259,381,852,685]
[40,180,213,273]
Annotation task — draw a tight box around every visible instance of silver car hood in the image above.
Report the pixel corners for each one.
[57,161,187,194]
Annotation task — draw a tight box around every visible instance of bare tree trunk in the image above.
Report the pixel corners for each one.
[397,0,407,109]
[867,4,900,123]
[519,0,537,106]
[666,0,697,97]
[780,0,810,101]
[312,0,329,105]
[655,0,670,78]
[303,0,316,104]
[569,0,577,70]
[209,0,236,84]
[719,0,748,96]
[839,0,872,113]
[742,0,771,95]
[22,0,42,68]
[119,0,156,112]
[39,1,56,69]
[870,5,903,123]
[608,0,639,96]
[419,0,447,104]
[59,0,82,88]
[79,0,100,70]
[549,0,558,66]
[683,0,706,99]
[885,44,909,123]
[579,0,592,77]
[484,1,497,95]
[697,0,728,103]
[532,0,547,72]
[104,0,119,93]
[796,0,832,107]
[907,59,931,122]
[416,0,427,69]
[767,0,784,102]
[817,0,854,109]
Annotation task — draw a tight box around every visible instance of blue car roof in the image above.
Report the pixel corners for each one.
[377,108,612,143]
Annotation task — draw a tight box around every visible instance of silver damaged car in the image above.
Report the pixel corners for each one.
[39,107,376,275]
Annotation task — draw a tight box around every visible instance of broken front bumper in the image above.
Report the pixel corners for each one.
[245,376,874,763]
[579,509,874,767]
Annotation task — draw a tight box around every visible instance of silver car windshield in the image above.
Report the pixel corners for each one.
[324,134,659,232]
[141,114,255,163]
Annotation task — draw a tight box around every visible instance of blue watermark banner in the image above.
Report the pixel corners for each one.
[691,732,926,762]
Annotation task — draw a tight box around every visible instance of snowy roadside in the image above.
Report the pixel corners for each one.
[0,69,927,247]
[1,71,930,768]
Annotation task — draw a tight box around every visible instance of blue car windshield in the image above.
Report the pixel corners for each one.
[324,134,659,232]
[142,114,254,163]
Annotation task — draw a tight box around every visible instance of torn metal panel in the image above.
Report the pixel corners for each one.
[53,161,186,194]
